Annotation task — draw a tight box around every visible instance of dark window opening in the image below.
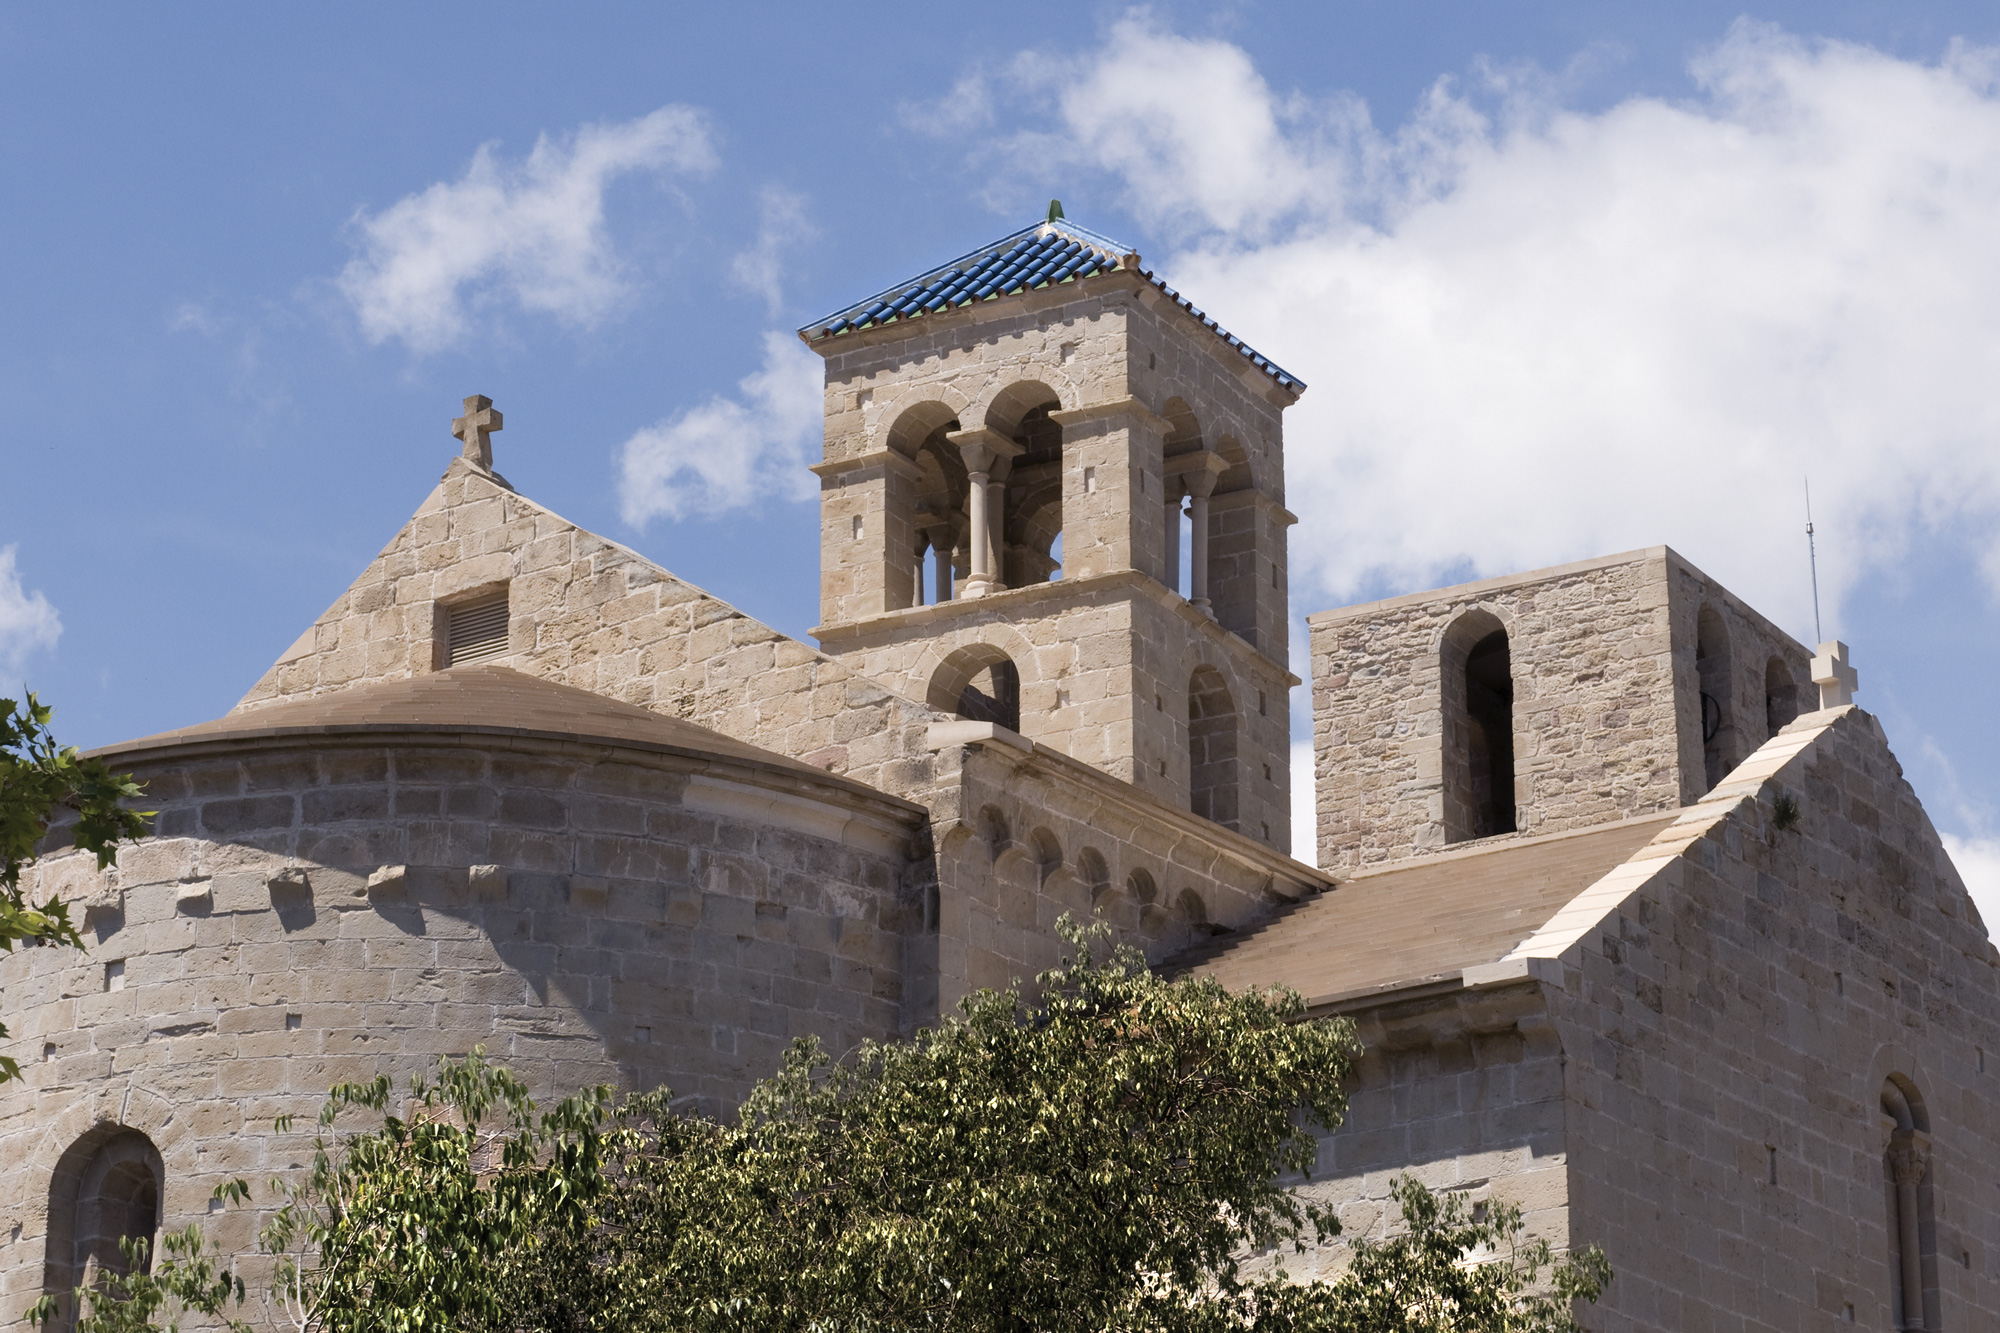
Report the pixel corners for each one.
[1765,655,1799,739]
[1464,631,1516,838]
[1696,604,1735,792]
[1443,613,1516,843]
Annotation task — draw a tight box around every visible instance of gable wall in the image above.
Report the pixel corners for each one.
[235,462,945,803]
[1543,709,2000,1329]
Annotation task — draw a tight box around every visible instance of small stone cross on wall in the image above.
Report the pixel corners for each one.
[453,395,503,470]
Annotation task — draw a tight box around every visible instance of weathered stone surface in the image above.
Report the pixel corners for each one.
[1310,547,1810,872]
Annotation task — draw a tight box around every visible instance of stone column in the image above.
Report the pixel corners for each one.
[1164,484,1184,595]
[1184,469,1218,616]
[986,456,1013,593]
[946,429,1021,599]
[1889,1130,1929,1330]
[924,521,960,602]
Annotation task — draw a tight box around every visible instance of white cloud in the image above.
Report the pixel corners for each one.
[0,545,61,675]
[1944,834,2000,938]
[617,331,823,526]
[729,186,815,318]
[339,106,715,353]
[972,18,2000,634]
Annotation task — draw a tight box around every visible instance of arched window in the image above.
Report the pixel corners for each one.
[1188,666,1239,829]
[928,644,1022,734]
[1696,604,1736,792]
[1161,399,1202,596]
[888,402,964,612]
[1765,655,1799,739]
[1205,436,1260,646]
[45,1126,165,1313]
[993,394,1064,589]
[1441,611,1516,843]
[1882,1077,1939,1331]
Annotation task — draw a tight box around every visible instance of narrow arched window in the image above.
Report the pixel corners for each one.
[1441,611,1515,843]
[1882,1077,1938,1331]
[1188,666,1239,830]
[1696,604,1735,792]
[45,1126,165,1316]
[1764,655,1799,739]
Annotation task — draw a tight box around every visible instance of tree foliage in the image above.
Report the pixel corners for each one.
[1,691,150,1082]
[25,1220,250,1333]
[33,923,1608,1331]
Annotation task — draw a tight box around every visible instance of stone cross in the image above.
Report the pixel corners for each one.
[452,395,503,470]
[1811,640,1858,710]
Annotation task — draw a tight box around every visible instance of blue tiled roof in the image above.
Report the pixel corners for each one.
[798,218,1305,394]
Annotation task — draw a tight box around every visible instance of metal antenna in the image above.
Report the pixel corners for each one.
[1805,477,1822,644]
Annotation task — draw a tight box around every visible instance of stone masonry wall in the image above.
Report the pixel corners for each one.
[0,732,922,1321]
[1310,548,1813,873]
[1243,983,1573,1287]
[819,574,1294,853]
[1532,708,2000,1329]
[1311,551,1681,872]
[921,732,1330,1013]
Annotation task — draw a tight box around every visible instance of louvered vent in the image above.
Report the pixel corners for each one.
[446,593,510,667]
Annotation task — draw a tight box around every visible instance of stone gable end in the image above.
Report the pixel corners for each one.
[234,460,945,799]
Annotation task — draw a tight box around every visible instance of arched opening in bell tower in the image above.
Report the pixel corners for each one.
[929,643,1023,734]
[986,382,1065,591]
[1441,610,1516,843]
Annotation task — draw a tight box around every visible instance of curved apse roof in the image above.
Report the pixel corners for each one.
[97,665,919,811]
[797,217,1306,395]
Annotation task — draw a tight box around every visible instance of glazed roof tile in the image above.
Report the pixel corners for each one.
[799,218,1304,393]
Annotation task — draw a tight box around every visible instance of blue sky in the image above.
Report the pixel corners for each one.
[3,4,1997,904]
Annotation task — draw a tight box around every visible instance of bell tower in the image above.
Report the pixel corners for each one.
[799,213,1305,851]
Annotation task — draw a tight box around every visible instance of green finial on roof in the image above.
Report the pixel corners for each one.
[1047,198,1064,222]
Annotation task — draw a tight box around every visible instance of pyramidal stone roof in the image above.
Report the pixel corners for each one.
[798,217,1305,393]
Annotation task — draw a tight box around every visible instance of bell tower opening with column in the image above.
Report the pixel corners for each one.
[800,209,1305,850]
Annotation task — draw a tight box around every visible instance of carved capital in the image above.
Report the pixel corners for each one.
[944,427,1022,476]
[1888,1129,1930,1186]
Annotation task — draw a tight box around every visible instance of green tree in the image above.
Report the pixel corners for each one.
[25,1219,252,1333]
[1,692,150,1083]
[239,923,1606,1333]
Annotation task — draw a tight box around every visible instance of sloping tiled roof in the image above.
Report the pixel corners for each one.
[798,218,1305,393]
[1177,813,1680,1008]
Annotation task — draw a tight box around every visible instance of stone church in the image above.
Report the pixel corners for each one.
[4,214,1996,1331]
